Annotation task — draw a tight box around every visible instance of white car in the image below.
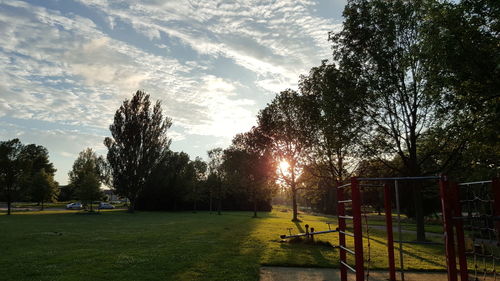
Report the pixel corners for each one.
[98,202,115,209]
[66,202,83,209]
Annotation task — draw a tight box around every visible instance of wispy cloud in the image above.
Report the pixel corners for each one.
[0,0,343,183]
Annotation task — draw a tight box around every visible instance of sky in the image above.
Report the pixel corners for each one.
[0,0,346,185]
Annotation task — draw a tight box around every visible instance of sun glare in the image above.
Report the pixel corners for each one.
[279,160,290,172]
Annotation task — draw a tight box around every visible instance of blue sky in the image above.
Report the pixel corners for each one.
[0,0,346,184]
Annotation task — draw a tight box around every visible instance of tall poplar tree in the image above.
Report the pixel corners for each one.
[105,90,172,212]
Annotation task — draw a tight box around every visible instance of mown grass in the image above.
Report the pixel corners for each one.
[0,207,451,281]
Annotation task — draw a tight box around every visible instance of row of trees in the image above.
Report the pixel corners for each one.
[103,91,276,215]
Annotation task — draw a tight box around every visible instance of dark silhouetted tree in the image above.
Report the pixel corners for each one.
[0,139,25,215]
[105,90,172,213]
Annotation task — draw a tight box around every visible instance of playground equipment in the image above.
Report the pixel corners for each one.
[335,176,500,281]
[280,222,338,240]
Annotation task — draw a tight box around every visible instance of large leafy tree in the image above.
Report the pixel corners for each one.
[105,90,172,212]
[299,61,366,213]
[207,148,225,215]
[190,157,207,212]
[18,144,57,202]
[257,90,315,221]
[137,151,196,211]
[423,0,500,180]
[225,127,276,217]
[300,61,365,182]
[31,169,59,210]
[330,0,453,240]
[0,139,25,215]
[68,148,106,212]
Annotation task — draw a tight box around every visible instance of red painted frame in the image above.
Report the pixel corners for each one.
[451,182,468,281]
[440,176,458,281]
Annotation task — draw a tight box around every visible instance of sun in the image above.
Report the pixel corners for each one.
[279,160,290,172]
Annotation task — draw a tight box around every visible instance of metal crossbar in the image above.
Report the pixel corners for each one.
[341,261,356,273]
[339,215,354,220]
[340,245,355,255]
[338,183,351,189]
[338,200,352,204]
[339,230,355,237]
[357,176,440,181]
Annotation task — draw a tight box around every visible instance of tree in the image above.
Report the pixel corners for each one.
[68,148,106,212]
[105,90,172,212]
[224,128,276,217]
[31,169,59,210]
[18,144,57,203]
[257,90,315,221]
[0,139,25,215]
[207,148,225,215]
[423,0,500,180]
[190,157,207,212]
[330,0,452,241]
[299,61,366,214]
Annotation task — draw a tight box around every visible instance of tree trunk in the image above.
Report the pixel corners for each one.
[41,200,44,211]
[253,194,258,218]
[217,197,221,215]
[128,197,135,213]
[291,186,299,221]
[209,192,213,213]
[7,194,11,215]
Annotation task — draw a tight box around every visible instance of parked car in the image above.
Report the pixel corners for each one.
[66,202,83,209]
[98,202,115,209]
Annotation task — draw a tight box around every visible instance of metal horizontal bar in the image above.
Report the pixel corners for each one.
[338,200,352,204]
[458,180,492,186]
[360,184,385,187]
[339,230,355,237]
[340,261,356,273]
[339,245,355,255]
[338,215,354,220]
[310,229,338,235]
[337,183,351,189]
[394,240,444,245]
[357,176,440,181]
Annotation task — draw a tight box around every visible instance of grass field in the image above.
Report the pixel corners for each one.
[0,207,449,281]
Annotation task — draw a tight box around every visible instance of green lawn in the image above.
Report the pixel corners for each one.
[0,207,449,281]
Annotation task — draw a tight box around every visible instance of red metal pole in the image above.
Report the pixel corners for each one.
[384,184,396,281]
[351,177,364,281]
[440,175,458,281]
[451,182,468,281]
[492,178,500,242]
[337,181,347,281]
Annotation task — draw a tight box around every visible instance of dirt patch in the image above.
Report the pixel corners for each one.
[260,266,450,281]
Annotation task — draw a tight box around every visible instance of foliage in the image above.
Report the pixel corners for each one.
[0,139,26,215]
[136,151,197,211]
[207,148,225,214]
[68,148,106,212]
[223,128,276,217]
[257,90,316,221]
[30,169,59,210]
[105,90,172,212]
